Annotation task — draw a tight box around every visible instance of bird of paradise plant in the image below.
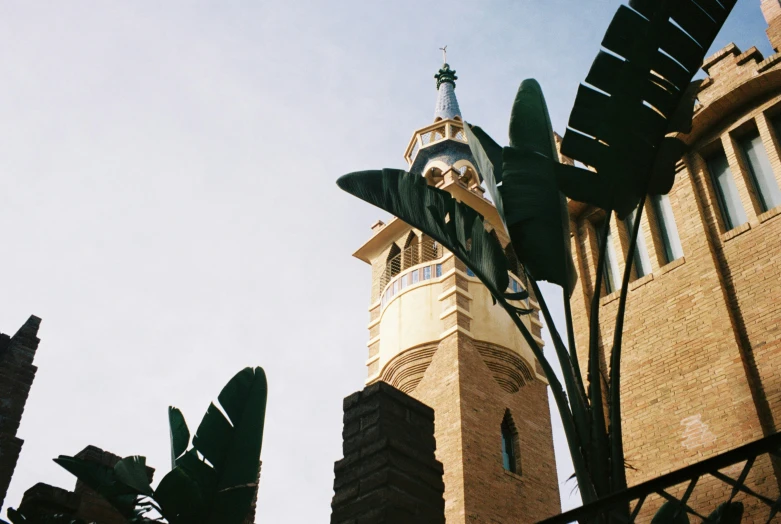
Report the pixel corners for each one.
[337,0,737,519]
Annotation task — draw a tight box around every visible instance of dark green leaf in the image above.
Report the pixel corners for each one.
[560,1,736,218]
[193,403,233,471]
[208,366,267,524]
[502,79,577,294]
[189,367,267,524]
[155,448,219,524]
[464,124,505,227]
[337,169,510,298]
[706,501,743,524]
[53,456,140,517]
[652,500,690,523]
[114,456,153,497]
[504,291,529,301]
[168,406,190,468]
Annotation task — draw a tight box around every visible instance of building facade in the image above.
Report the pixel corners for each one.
[566,0,781,516]
[351,64,560,523]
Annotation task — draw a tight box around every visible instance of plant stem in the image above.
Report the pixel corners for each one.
[497,296,598,503]
[608,196,646,497]
[563,286,583,387]
[528,277,592,457]
[588,214,613,498]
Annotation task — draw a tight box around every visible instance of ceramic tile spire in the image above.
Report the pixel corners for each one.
[434,63,462,121]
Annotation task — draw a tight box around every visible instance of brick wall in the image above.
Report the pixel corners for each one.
[331,381,446,523]
[0,315,41,510]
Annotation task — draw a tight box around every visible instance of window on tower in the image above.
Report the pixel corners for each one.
[501,410,520,474]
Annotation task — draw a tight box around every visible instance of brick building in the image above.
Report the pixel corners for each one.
[350,63,560,523]
[0,316,41,511]
[565,0,781,516]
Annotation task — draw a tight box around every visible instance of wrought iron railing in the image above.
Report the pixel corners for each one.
[379,241,442,294]
[538,433,781,523]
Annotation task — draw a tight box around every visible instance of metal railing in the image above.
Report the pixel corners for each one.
[538,432,781,523]
[379,240,442,294]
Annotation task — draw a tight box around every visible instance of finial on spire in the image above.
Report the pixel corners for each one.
[439,45,448,64]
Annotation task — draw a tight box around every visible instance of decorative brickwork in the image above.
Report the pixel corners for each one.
[0,315,41,510]
[331,381,446,524]
[566,12,781,519]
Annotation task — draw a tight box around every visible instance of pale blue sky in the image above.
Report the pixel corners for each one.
[0,1,771,521]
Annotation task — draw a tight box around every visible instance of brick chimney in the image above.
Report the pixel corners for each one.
[762,0,781,52]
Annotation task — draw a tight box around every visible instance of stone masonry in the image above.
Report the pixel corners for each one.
[331,381,446,524]
[0,315,41,510]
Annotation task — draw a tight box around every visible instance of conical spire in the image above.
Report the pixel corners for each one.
[434,63,462,121]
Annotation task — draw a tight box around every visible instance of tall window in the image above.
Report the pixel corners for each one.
[623,207,652,278]
[594,218,621,294]
[651,194,683,264]
[386,244,401,279]
[707,150,747,230]
[402,232,419,270]
[738,130,781,212]
[501,411,519,474]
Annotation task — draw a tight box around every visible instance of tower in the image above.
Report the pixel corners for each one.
[351,63,560,523]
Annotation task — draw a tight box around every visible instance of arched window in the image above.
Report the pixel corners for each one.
[385,243,401,286]
[501,410,520,474]
[402,232,419,270]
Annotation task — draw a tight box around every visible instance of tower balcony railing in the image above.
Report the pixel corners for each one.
[378,241,530,311]
[405,120,468,165]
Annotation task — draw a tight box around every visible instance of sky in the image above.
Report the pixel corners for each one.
[0,1,772,521]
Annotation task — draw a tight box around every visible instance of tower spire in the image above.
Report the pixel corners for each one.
[433,52,462,121]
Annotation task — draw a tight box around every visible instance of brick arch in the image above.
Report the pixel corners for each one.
[687,69,781,146]
[379,343,438,394]
[474,341,535,393]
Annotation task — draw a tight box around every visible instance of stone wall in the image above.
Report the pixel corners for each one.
[0,316,41,510]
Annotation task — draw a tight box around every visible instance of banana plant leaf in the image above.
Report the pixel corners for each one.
[168,406,190,468]
[707,501,744,524]
[190,366,267,524]
[465,80,578,294]
[53,455,150,518]
[6,508,87,524]
[154,449,217,524]
[651,500,690,523]
[336,169,513,303]
[559,0,737,219]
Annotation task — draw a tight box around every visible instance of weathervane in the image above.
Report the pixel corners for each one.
[439,45,448,64]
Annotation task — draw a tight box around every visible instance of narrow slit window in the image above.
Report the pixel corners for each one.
[623,208,652,278]
[501,411,520,474]
[651,194,683,264]
[706,150,748,230]
[738,130,781,212]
